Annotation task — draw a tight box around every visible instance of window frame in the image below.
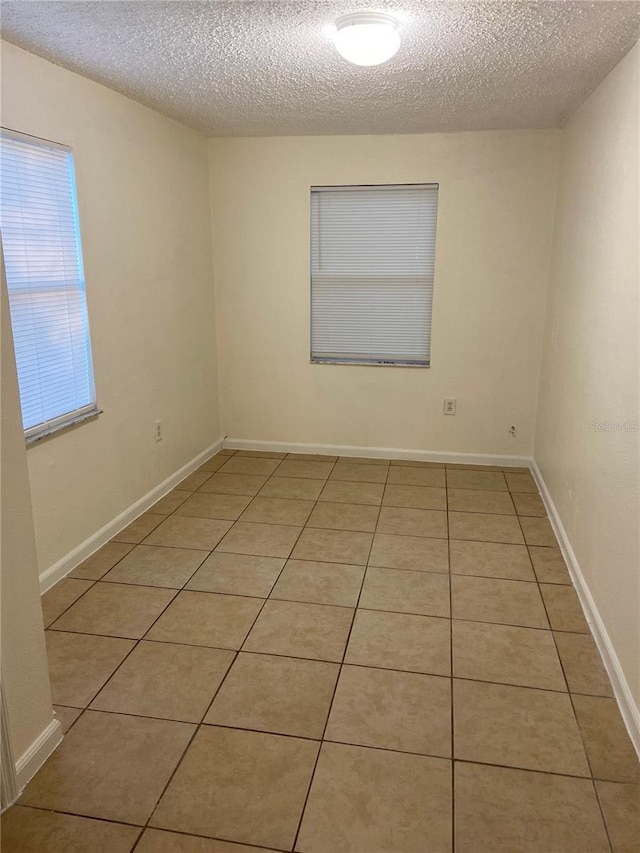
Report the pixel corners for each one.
[309,182,439,369]
[1,127,100,445]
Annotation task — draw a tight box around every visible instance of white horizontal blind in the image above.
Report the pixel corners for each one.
[1,129,97,440]
[311,184,438,365]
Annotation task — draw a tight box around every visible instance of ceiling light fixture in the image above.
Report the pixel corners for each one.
[333,12,401,67]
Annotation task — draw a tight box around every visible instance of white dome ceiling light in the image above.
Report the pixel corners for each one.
[333,12,401,67]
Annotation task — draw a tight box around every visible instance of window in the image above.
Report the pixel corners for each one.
[310,183,439,366]
[1,129,98,442]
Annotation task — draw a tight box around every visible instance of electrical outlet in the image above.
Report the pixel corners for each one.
[443,398,456,415]
[154,420,163,442]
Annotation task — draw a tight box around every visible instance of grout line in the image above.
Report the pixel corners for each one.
[445,466,456,852]
[14,802,146,828]
[592,781,616,853]
[512,504,614,852]
[290,459,379,852]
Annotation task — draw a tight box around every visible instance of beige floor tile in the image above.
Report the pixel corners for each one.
[151,490,192,515]
[205,652,339,738]
[146,591,263,650]
[391,458,445,468]
[217,456,282,476]
[338,455,389,465]
[387,466,446,487]
[258,476,324,500]
[143,516,233,550]
[452,575,548,628]
[596,781,640,853]
[197,473,268,496]
[151,726,319,850]
[102,544,207,588]
[452,620,565,690]
[291,528,372,564]
[359,566,450,617]
[178,471,216,491]
[235,450,287,458]
[505,472,539,493]
[46,630,135,707]
[197,453,232,470]
[137,828,282,853]
[112,513,166,544]
[216,521,302,558]
[91,641,233,722]
[296,742,451,853]
[53,705,83,733]
[382,483,447,510]
[528,549,570,589]
[69,542,133,580]
[286,452,338,461]
[174,492,252,520]
[186,552,285,597]
[329,462,388,483]
[325,665,451,756]
[455,762,610,853]
[448,489,515,515]
[50,582,176,639]
[270,559,364,606]
[554,631,613,696]
[306,501,379,532]
[448,511,524,544]
[243,599,354,661]
[274,460,334,479]
[520,516,557,546]
[454,679,590,776]
[0,806,140,853]
[216,448,236,456]
[369,532,449,572]
[318,479,384,505]
[573,695,640,783]
[449,540,534,580]
[240,496,314,525]
[20,710,194,824]
[511,491,546,516]
[41,578,94,627]
[540,583,589,632]
[446,469,508,491]
[502,466,531,473]
[529,544,571,583]
[345,609,450,675]
[377,506,448,538]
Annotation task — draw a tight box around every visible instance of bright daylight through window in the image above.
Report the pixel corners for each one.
[1,129,97,442]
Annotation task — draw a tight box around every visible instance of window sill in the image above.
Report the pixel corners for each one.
[25,407,103,446]
[310,359,430,368]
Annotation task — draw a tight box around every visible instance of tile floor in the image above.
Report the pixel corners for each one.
[3,450,640,852]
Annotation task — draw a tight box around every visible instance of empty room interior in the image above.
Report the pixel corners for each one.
[1,1,639,851]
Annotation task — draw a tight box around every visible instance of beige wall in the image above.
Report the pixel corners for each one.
[1,267,55,767]
[209,130,559,456]
[535,44,640,707]
[1,42,221,575]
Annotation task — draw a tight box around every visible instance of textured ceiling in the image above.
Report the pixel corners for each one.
[1,1,639,136]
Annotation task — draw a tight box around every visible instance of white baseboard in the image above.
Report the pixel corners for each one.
[531,460,640,758]
[223,438,531,469]
[15,718,62,792]
[39,438,224,593]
